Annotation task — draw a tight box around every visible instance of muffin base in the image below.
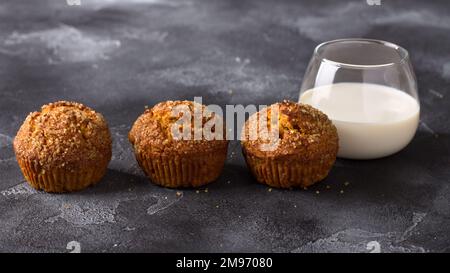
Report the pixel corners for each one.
[134,149,227,188]
[242,149,335,189]
[17,158,108,193]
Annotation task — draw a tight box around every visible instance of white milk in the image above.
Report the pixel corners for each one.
[299,82,420,159]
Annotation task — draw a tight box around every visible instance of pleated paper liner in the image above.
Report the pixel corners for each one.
[17,158,107,193]
[134,149,228,188]
[242,149,335,189]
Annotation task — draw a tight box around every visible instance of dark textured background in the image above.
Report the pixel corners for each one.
[0,0,449,253]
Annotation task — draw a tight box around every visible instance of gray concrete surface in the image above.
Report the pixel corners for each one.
[0,0,449,252]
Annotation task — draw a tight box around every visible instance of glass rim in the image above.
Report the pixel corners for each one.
[314,38,410,69]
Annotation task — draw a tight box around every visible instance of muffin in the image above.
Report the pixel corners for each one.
[241,100,338,188]
[14,101,112,193]
[129,100,228,188]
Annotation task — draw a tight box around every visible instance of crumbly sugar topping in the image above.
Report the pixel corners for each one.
[242,100,338,159]
[14,101,112,171]
[129,100,228,156]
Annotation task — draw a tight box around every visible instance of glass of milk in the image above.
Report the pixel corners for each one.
[299,38,419,159]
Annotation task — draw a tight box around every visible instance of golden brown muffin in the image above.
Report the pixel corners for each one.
[13,101,112,193]
[129,100,228,188]
[241,100,338,188]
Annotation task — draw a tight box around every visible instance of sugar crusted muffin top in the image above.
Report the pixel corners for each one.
[14,101,112,171]
[242,100,338,160]
[129,100,228,156]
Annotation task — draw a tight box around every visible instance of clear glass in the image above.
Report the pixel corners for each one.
[299,38,420,159]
